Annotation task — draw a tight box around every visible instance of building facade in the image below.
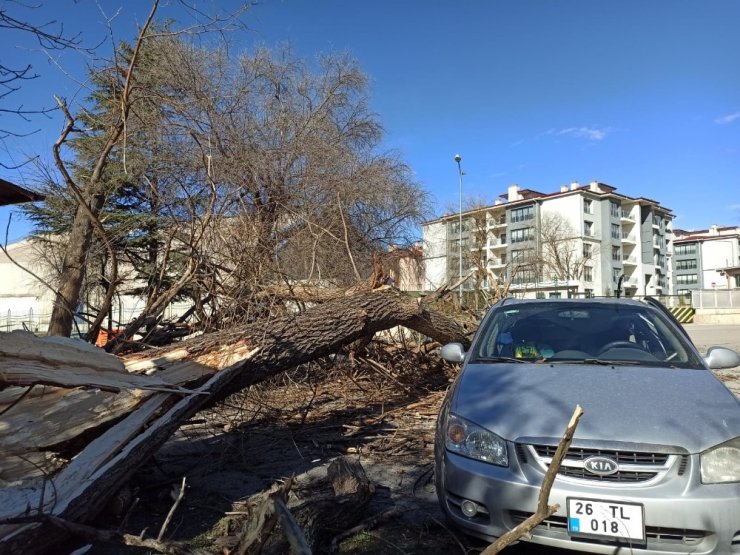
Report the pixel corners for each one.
[672,225,740,293]
[422,181,674,299]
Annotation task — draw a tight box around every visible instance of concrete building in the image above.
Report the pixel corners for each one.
[672,225,740,293]
[422,180,674,299]
[0,237,193,334]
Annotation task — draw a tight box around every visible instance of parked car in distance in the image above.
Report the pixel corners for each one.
[435,296,740,554]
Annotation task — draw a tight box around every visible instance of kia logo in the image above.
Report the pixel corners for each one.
[584,456,619,476]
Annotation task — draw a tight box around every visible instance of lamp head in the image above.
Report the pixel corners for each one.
[454,154,461,163]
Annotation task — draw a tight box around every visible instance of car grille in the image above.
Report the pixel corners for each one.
[533,445,669,465]
[557,467,657,482]
[523,444,678,484]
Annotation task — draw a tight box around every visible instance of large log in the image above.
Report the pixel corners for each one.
[0,288,468,554]
[178,286,470,397]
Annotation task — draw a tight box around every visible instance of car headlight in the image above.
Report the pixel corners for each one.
[701,437,740,484]
[445,413,508,466]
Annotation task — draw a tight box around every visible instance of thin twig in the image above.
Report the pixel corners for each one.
[0,385,34,417]
[157,476,186,541]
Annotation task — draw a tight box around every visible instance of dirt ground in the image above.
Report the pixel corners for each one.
[78,340,482,555]
[75,326,740,555]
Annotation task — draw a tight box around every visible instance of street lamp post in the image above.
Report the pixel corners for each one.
[454,154,463,304]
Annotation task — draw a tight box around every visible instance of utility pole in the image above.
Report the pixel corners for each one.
[454,154,463,304]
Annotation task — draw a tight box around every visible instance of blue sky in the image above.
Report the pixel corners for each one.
[2,0,740,242]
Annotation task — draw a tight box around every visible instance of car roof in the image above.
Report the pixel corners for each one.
[498,296,648,308]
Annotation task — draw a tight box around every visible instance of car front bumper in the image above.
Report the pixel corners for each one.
[439,450,740,554]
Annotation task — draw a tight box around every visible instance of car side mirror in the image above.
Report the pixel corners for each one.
[440,342,466,363]
[704,346,740,370]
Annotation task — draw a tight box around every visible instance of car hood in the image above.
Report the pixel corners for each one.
[451,362,740,453]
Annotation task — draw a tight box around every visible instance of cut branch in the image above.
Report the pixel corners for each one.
[480,404,584,554]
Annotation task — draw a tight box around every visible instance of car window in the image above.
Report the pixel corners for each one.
[473,301,703,368]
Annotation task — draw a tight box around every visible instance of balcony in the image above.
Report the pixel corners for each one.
[622,255,637,266]
[620,211,635,223]
[621,233,637,244]
[488,258,507,268]
[488,218,507,229]
[489,241,507,250]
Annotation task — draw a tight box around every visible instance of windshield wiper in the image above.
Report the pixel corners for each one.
[474,356,528,363]
[548,358,641,366]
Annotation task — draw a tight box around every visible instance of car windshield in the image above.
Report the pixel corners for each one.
[472,301,704,368]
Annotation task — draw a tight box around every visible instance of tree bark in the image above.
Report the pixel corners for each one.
[47,201,104,337]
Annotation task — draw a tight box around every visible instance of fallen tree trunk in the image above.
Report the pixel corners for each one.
[0,288,468,554]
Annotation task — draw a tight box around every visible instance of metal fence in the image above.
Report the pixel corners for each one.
[648,294,693,308]
[2,302,194,335]
[692,289,740,309]
[2,308,47,334]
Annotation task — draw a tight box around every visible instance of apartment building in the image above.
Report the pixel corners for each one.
[422,181,674,298]
[672,225,740,293]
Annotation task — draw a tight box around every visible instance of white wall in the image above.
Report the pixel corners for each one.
[701,238,740,289]
[422,221,448,290]
[0,240,56,330]
[539,194,582,231]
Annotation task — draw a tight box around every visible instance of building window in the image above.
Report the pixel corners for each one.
[513,269,537,284]
[584,221,593,236]
[536,292,545,299]
[610,201,620,218]
[675,243,697,256]
[549,292,562,299]
[583,199,593,214]
[584,288,594,298]
[611,224,620,240]
[735,275,740,288]
[583,266,593,282]
[510,205,534,223]
[583,243,592,258]
[677,289,691,296]
[612,268,622,282]
[511,227,534,244]
[676,274,698,285]
[612,246,621,261]
[676,259,697,270]
[511,249,531,264]
[450,221,468,234]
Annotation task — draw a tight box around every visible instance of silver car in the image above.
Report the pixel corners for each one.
[435,297,740,554]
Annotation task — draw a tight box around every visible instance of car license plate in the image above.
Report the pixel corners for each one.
[567,498,645,542]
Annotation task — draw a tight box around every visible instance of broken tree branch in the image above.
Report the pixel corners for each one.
[0,289,467,553]
[480,404,584,555]
[46,514,208,555]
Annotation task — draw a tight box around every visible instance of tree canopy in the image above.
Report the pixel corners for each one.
[26,28,429,341]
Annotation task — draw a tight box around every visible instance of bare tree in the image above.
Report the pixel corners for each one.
[459,201,520,310]
[537,211,594,282]
[0,1,85,153]
[40,2,250,339]
[27,22,426,344]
